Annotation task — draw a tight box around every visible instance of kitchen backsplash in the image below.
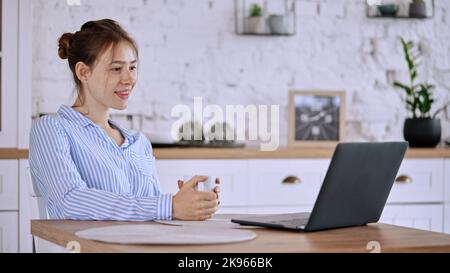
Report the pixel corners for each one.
[32,0,450,146]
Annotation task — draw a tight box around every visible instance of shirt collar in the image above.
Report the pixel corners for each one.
[57,105,139,147]
[57,105,93,128]
[108,119,138,147]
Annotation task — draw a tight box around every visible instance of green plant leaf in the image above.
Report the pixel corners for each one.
[416,84,434,116]
[395,37,436,118]
[411,70,417,81]
[249,3,263,17]
[394,81,413,96]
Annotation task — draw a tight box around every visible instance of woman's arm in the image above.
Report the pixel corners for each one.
[29,116,172,221]
[142,137,220,220]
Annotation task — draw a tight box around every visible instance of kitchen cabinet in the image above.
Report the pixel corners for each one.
[381,204,443,233]
[247,159,329,206]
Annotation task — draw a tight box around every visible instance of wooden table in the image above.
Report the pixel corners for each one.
[31,215,450,253]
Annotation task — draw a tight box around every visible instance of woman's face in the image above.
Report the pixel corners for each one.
[83,41,138,110]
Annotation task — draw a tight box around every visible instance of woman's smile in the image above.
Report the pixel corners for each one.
[114,89,131,100]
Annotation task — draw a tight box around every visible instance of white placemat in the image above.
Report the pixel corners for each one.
[75,224,256,245]
[155,218,234,227]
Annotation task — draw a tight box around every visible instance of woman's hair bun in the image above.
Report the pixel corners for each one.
[58,32,74,59]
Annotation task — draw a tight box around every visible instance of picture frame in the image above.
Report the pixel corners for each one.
[288,90,346,147]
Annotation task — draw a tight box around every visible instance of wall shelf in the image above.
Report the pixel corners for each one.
[234,0,297,36]
[366,0,434,19]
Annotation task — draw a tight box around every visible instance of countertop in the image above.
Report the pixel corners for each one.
[152,146,450,159]
[2,146,450,159]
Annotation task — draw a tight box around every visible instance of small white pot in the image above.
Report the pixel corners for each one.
[243,16,267,34]
[268,15,289,34]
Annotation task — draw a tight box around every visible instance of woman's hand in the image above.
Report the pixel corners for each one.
[177,177,221,200]
[172,175,220,221]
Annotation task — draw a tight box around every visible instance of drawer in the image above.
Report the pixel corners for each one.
[0,160,19,210]
[248,159,330,206]
[156,160,247,207]
[387,159,444,203]
[0,212,18,253]
[380,204,443,233]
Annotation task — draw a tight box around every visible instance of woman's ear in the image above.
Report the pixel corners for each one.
[75,61,91,83]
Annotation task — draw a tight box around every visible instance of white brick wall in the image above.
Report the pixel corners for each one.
[32,0,450,145]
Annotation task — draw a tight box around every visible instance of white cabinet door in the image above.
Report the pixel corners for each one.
[380,204,443,233]
[217,206,248,214]
[0,212,18,252]
[0,160,18,210]
[247,159,330,206]
[0,0,19,147]
[156,159,248,207]
[388,159,444,203]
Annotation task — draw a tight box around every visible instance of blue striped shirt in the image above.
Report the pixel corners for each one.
[29,105,172,221]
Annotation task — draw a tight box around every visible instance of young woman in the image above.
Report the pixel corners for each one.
[29,19,220,221]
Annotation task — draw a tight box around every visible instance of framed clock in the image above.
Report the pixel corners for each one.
[288,90,346,147]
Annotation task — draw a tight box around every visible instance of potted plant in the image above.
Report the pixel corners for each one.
[394,38,447,147]
[409,0,427,18]
[243,3,267,34]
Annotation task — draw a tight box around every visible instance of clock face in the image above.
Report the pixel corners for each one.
[294,96,340,141]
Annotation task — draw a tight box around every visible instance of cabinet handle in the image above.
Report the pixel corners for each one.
[395,175,413,184]
[282,175,301,184]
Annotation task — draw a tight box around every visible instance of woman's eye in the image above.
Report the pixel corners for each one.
[111,67,122,72]
[130,66,137,71]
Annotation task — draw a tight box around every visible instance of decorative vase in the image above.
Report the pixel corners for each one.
[267,14,289,34]
[409,1,427,18]
[403,118,441,147]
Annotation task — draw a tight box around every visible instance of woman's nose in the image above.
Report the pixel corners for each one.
[121,69,136,84]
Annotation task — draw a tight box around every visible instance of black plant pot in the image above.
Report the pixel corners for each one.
[403,118,441,147]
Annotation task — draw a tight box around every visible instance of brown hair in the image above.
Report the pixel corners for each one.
[58,19,138,99]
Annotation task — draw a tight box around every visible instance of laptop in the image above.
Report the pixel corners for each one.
[231,142,408,232]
